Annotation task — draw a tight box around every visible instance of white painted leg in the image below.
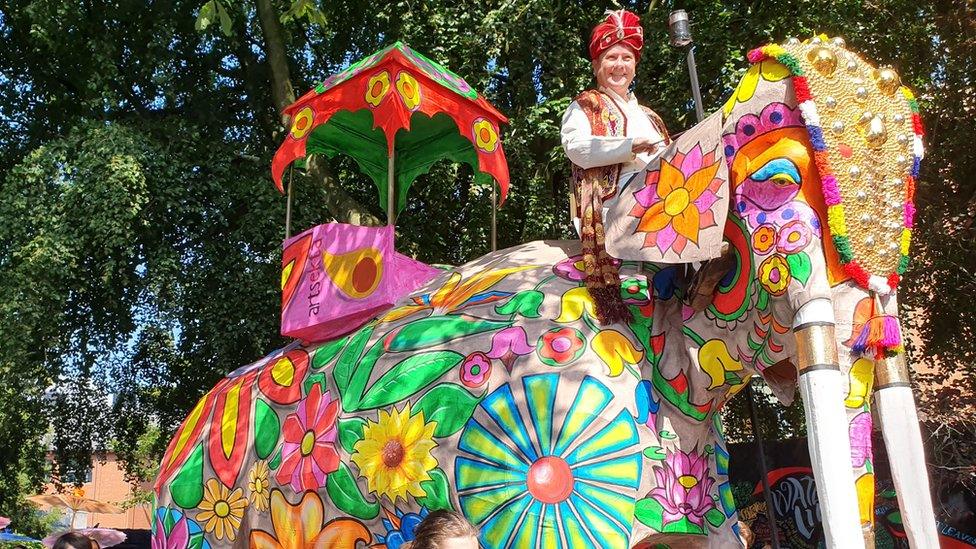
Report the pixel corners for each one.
[798,369,867,549]
[875,383,940,548]
[793,301,866,549]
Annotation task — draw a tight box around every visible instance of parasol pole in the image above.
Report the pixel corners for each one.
[387,150,395,226]
[285,165,294,239]
[491,181,497,251]
[668,10,706,123]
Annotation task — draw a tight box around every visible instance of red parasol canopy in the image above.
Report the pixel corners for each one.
[271,42,510,217]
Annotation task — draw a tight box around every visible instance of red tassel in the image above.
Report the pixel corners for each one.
[844,262,871,289]
[887,273,900,289]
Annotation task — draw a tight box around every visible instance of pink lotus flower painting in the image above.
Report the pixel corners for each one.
[635,448,724,535]
[630,144,724,255]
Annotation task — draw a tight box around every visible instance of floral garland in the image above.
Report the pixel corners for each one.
[746,43,925,294]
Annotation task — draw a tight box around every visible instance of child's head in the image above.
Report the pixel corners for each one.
[52,532,98,549]
[407,510,479,549]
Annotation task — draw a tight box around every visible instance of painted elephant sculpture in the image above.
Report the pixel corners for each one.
[153,37,936,549]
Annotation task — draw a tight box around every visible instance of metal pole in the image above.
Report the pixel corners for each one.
[285,165,294,239]
[491,181,497,251]
[668,10,706,123]
[746,380,782,549]
[387,150,395,226]
[686,45,706,123]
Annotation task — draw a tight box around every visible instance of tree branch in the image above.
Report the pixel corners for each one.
[252,0,379,225]
[254,0,296,119]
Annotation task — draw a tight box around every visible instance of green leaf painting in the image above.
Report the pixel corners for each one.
[413,383,482,437]
[357,351,464,410]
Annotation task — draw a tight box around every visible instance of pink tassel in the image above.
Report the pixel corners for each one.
[852,296,905,359]
[903,202,916,228]
[881,316,901,347]
[821,175,842,205]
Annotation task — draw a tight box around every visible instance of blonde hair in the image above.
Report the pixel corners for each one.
[408,510,480,549]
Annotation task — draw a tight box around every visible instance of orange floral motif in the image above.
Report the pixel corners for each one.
[250,490,370,549]
[365,71,391,107]
[395,71,421,111]
[473,118,498,152]
[290,107,314,140]
[632,144,724,255]
[381,264,536,323]
[752,224,776,254]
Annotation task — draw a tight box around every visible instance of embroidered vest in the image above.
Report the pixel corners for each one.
[569,90,670,324]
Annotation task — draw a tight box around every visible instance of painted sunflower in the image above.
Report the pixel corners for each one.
[247,461,271,512]
[351,403,438,502]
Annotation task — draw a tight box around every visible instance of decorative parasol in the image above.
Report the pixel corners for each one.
[271,41,510,228]
[28,490,122,528]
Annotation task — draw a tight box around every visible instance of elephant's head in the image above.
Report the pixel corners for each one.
[605,36,934,547]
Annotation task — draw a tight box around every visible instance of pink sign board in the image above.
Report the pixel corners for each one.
[280,223,440,343]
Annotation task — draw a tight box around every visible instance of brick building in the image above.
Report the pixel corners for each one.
[38,452,151,530]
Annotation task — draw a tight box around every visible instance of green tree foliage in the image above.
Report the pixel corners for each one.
[0,0,973,529]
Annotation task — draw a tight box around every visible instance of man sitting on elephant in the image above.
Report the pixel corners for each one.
[562,10,735,324]
[561,9,671,325]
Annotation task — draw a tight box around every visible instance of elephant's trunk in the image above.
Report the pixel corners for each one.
[793,298,866,548]
[874,353,940,547]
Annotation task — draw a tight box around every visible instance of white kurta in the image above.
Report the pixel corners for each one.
[560,87,666,184]
[561,87,667,233]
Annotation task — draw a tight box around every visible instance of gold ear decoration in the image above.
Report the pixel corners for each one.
[775,37,918,278]
[874,67,901,96]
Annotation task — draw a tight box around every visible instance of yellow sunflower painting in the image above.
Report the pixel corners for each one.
[351,403,438,502]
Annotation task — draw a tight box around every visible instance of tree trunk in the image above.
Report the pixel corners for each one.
[253,0,380,226]
[254,0,295,120]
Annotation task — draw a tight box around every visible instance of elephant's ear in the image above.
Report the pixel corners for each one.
[604,110,730,263]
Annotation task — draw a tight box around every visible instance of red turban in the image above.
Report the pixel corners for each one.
[588,10,644,61]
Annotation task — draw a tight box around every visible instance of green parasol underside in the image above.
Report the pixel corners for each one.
[305,109,489,215]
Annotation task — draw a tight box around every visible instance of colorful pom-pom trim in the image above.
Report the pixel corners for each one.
[747,44,924,295]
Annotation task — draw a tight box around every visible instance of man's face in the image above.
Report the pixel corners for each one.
[593,44,637,94]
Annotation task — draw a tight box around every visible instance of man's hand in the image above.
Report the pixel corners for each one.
[631,136,661,154]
